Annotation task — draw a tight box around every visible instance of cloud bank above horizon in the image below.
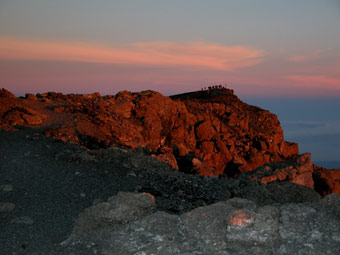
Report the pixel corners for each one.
[0,1,339,97]
[1,36,339,97]
[0,37,264,71]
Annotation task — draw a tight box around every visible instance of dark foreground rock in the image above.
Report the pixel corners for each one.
[0,128,321,254]
[62,192,340,255]
[56,145,321,213]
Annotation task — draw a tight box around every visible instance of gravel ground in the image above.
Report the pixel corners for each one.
[0,127,129,254]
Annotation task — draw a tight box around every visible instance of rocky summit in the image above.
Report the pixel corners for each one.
[1,87,340,254]
[0,87,298,176]
[0,87,339,195]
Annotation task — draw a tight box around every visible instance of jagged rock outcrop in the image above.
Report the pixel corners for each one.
[0,89,47,130]
[242,153,315,189]
[0,88,298,176]
[239,152,340,196]
[0,88,16,99]
[61,192,340,255]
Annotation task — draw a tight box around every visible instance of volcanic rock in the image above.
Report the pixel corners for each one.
[0,88,299,176]
[172,89,299,175]
[243,153,315,189]
[313,167,340,196]
[0,88,15,98]
[55,146,320,213]
[0,202,16,212]
[0,126,330,254]
[62,192,340,254]
[62,192,156,245]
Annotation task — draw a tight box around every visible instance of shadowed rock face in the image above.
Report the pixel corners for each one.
[313,167,340,195]
[0,88,298,176]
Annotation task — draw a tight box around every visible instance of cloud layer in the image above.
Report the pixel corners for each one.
[0,37,264,71]
[287,75,340,90]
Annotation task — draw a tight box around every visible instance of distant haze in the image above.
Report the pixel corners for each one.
[244,98,340,167]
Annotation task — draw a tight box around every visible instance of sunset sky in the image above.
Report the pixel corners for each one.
[0,0,339,164]
[1,0,339,97]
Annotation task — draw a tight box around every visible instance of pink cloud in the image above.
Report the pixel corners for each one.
[286,75,340,90]
[0,37,264,71]
[288,55,307,63]
[287,49,331,63]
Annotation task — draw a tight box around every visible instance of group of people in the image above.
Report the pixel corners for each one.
[201,84,227,91]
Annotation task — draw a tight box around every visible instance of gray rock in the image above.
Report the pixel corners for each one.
[0,184,13,192]
[103,211,180,254]
[11,216,34,224]
[225,205,281,248]
[62,192,156,246]
[0,202,15,212]
[62,192,340,254]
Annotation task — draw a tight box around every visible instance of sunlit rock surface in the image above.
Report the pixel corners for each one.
[0,88,298,176]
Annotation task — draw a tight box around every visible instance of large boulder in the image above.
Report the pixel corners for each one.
[61,192,340,254]
[62,192,156,246]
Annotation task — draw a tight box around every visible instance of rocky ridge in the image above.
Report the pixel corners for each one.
[0,88,297,174]
[0,87,339,196]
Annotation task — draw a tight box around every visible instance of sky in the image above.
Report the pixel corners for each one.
[0,0,339,165]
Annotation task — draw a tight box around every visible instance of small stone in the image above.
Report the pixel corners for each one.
[0,202,16,212]
[0,184,13,192]
[11,216,34,224]
[127,171,136,177]
[80,193,86,198]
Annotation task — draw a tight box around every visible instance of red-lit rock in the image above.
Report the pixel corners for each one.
[195,121,216,141]
[244,153,315,189]
[0,88,16,98]
[228,209,255,227]
[154,153,179,170]
[0,88,299,175]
